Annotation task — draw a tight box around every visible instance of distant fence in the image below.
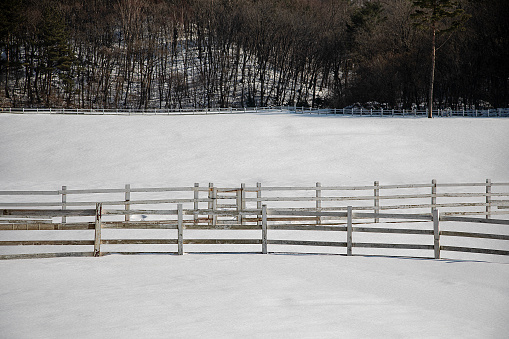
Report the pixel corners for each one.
[1,180,508,260]
[2,107,509,117]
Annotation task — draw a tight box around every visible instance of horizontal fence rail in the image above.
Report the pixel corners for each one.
[2,107,508,117]
[1,180,508,260]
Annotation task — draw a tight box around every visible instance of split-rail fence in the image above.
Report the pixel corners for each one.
[1,180,508,260]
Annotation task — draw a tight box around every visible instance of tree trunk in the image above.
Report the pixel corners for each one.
[428,25,436,118]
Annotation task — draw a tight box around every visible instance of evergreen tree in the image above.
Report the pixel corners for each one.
[411,0,469,118]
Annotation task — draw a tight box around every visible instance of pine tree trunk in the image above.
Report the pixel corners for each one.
[428,25,436,118]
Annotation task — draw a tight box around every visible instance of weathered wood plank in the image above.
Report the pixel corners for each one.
[250,194,437,202]
[268,225,347,231]
[267,210,432,221]
[183,239,262,245]
[0,202,65,207]
[268,210,348,217]
[244,185,376,191]
[185,224,260,230]
[440,231,509,240]
[1,209,96,217]
[492,182,509,187]
[0,218,52,223]
[354,212,432,220]
[0,222,94,230]
[268,240,347,247]
[440,216,509,225]
[0,190,59,195]
[353,243,434,250]
[102,222,178,229]
[441,246,509,256]
[58,186,203,194]
[437,192,508,198]
[352,227,433,235]
[377,183,433,189]
[105,209,178,215]
[0,240,94,246]
[0,223,54,230]
[102,239,178,245]
[184,209,261,216]
[0,252,94,260]
[436,182,490,188]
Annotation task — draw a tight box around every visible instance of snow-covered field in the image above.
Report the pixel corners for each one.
[1,112,509,338]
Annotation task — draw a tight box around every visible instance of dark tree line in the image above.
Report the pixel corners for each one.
[0,0,507,109]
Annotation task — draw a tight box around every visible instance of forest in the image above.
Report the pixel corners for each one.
[0,0,508,109]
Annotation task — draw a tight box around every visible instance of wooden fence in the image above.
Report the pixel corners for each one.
[1,180,508,260]
[2,106,508,117]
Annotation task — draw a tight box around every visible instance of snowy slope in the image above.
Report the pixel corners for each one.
[1,113,509,338]
[1,113,508,189]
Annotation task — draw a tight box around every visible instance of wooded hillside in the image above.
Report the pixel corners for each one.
[0,0,507,109]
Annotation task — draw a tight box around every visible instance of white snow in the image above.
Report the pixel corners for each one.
[1,112,509,338]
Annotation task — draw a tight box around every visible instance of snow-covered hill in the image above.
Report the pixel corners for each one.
[1,113,508,188]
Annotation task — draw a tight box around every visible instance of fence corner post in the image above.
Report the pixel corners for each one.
[178,204,184,255]
[347,206,353,256]
[433,208,440,259]
[94,203,102,257]
[262,204,267,254]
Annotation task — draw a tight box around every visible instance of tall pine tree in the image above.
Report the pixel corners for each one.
[411,0,469,118]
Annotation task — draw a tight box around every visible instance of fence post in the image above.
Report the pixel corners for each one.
[94,203,102,257]
[374,181,380,223]
[316,182,322,225]
[431,179,437,214]
[124,184,131,222]
[237,183,245,224]
[194,183,199,224]
[178,204,184,255]
[262,204,268,254]
[61,186,67,225]
[209,183,217,226]
[486,179,492,219]
[347,206,353,256]
[433,209,440,259]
